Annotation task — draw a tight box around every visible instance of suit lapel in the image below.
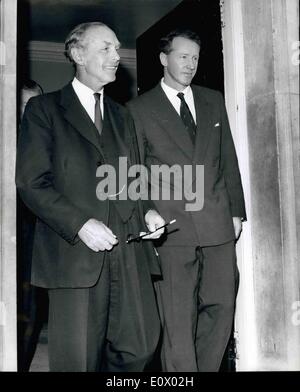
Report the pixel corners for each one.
[60,83,103,154]
[104,96,130,162]
[192,86,213,164]
[150,85,194,161]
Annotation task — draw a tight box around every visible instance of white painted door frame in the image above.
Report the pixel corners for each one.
[0,0,18,371]
[221,0,257,370]
[0,0,275,372]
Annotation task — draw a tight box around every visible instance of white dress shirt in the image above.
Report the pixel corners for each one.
[72,77,104,122]
[160,78,197,124]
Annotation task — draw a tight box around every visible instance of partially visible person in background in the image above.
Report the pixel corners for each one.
[17,79,48,372]
[20,80,43,118]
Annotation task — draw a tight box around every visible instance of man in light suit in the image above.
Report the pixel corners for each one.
[16,22,165,372]
[127,29,246,372]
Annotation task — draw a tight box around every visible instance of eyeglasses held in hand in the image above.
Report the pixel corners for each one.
[126,219,176,244]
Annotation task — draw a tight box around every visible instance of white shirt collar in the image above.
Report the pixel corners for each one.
[161,78,192,99]
[72,77,103,96]
[72,77,104,121]
[160,78,196,122]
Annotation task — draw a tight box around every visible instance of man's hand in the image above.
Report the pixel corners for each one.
[233,217,243,241]
[78,218,118,252]
[143,210,166,239]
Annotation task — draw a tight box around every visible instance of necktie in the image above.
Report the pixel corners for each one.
[177,92,196,144]
[93,92,103,135]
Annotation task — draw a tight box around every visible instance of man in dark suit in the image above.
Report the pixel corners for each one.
[16,22,165,372]
[127,29,246,372]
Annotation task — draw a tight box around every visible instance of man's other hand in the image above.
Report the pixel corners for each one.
[78,218,118,252]
[143,210,166,239]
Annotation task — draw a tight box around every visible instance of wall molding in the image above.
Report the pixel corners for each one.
[27,40,136,69]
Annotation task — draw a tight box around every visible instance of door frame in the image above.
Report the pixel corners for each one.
[221,0,257,370]
[0,0,18,371]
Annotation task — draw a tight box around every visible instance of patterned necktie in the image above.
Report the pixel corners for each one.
[93,92,103,135]
[177,92,196,144]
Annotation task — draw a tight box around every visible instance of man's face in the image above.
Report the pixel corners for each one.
[74,25,121,90]
[160,36,200,91]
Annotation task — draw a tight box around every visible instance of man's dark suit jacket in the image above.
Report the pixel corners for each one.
[127,84,246,247]
[16,83,160,289]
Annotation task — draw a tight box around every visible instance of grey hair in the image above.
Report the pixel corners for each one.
[64,22,107,63]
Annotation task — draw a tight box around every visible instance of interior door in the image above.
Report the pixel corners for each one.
[136,0,224,96]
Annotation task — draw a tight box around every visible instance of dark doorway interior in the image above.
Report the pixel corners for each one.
[136,0,235,372]
[136,0,224,96]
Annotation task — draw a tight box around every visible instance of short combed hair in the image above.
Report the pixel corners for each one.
[159,28,201,54]
[22,79,43,94]
[64,22,107,62]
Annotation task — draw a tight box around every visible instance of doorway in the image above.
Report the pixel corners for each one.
[0,0,244,371]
